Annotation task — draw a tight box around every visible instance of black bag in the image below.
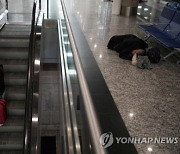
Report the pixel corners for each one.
[0,65,5,97]
[147,47,161,63]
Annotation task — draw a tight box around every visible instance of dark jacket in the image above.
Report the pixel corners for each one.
[107,34,148,60]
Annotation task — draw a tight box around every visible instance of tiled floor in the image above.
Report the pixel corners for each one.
[64,0,180,153]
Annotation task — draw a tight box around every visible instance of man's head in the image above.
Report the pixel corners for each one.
[132,49,145,55]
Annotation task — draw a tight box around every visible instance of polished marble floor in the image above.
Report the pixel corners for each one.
[64,0,180,153]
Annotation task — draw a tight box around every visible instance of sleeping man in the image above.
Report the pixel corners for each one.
[107,34,148,64]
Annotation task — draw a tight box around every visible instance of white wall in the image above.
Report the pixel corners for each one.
[0,0,6,14]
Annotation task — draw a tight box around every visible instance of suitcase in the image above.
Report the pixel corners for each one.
[0,64,5,98]
[0,98,7,126]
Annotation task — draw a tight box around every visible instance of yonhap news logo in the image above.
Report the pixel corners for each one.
[99,132,114,148]
[99,132,179,148]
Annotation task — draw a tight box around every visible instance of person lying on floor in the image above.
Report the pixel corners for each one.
[107,34,148,64]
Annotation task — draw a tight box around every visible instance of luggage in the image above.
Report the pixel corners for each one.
[137,55,152,69]
[0,98,7,126]
[147,47,161,63]
[0,64,5,98]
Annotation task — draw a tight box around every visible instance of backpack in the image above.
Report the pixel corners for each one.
[137,56,152,69]
[147,47,161,63]
[0,98,7,126]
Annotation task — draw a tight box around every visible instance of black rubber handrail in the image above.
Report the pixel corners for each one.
[5,0,8,10]
[23,0,40,153]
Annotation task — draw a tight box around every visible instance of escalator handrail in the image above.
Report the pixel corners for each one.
[59,0,107,153]
[24,0,40,153]
[5,0,8,10]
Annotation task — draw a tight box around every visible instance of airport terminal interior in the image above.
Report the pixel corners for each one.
[0,0,180,153]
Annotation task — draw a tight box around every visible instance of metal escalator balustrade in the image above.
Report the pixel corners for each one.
[44,0,138,153]
[42,0,106,152]
[58,19,81,154]
[24,0,42,153]
[57,0,107,152]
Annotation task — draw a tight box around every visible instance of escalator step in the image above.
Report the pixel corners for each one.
[0,31,30,38]
[5,93,26,101]
[5,78,27,86]
[3,65,28,73]
[7,109,25,116]
[0,150,23,154]
[0,47,28,53]
[3,24,31,30]
[0,50,28,60]
[0,126,24,132]
[0,144,23,150]
[6,86,26,101]
[0,38,29,47]
[6,85,26,91]
[0,132,24,144]
[4,72,27,79]
[0,116,24,126]
[0,59,28,64]
[7,100,25,109]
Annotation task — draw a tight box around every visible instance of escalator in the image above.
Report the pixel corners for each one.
[0,24,30,153]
